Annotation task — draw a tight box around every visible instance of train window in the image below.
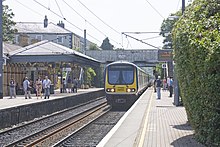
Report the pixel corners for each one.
[122,70,133,84]
[109,71,120,84]
[108,65,134,85]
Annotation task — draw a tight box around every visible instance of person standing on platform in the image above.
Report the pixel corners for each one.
[23,77,31,99]
[67,76,72,93]
[72,77,78,93]
[9,78,16,99]
[43,76,51,99]
[156,76,162,99]
[153,79,157,93]
[62,78,66,93]
[167,77,170,91]
[35,77,43,99]
[162,78,167,91]
[169,77,173,97]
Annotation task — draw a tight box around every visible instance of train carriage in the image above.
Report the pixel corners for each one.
[104,61,151,108]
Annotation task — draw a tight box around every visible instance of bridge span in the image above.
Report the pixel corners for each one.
[85,49,173,67]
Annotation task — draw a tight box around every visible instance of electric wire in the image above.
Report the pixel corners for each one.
[75,0,121,35]
[176,0,181,11]
[13,0,101,45]
[61,0,106,37]
[122,33,160,49]
[55,0,65,19]
[61,0,120,45]
[126,37,132,49]
[145,0,165,19]
[142,35,161,41]
[32,0,103,44]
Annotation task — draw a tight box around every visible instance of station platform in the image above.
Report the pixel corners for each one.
[0,88,103,110]
[98,88,205,147]
[0,88,104,130]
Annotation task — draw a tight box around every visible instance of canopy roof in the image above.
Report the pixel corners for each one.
[8,40,100,67]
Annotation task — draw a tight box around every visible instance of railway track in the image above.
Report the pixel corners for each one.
[0,97,110,146]
[54,111,125,146]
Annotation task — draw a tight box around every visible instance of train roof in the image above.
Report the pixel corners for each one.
[106,61,147,73]
[106,61,136,67]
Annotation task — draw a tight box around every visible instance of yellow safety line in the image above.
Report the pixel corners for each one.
[137,90,154,147]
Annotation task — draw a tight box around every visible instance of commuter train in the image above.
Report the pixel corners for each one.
[104,61,152,108]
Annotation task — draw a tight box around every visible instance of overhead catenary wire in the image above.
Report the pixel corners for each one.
[126,36,132,49]
[12,0,167,49]
[61,0,107,37]
[32,0,120,46]
[13,0,102,45]
[75,0,121,35]
[145,0,165,19]
[61,0,120,45]
[122,33,160,49]
[55,0,65,19]
[142,35,162,41]
[32,0,103,44]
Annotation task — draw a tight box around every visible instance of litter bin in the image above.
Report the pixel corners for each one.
[50,84,54,94]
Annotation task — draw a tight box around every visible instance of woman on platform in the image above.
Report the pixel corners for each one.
[35,77,42,99]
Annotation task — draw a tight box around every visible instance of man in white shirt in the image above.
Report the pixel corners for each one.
[23,77,31,99]
[43,76,51,99]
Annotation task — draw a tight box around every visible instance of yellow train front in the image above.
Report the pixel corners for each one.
[104,61,149,108]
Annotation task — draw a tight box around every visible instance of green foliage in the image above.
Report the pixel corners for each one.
[172,0,220,146]
[83,67,96,87]
[3,4,17,41]
[160,12,181,49]
[89,43,100,50]
[100,37,114,50]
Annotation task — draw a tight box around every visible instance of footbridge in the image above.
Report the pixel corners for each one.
[85,49,173,67]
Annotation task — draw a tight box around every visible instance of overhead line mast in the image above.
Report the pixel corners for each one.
[0,0,3,98]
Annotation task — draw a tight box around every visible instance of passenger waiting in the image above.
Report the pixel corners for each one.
[35,77,43,99]
[67,76,72,93]
[23,77,31,99]
[9,78,16,99]
[72,77,78,93]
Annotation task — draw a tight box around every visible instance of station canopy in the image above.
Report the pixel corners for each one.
[8,40,100,67]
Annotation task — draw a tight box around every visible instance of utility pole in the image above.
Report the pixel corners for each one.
[84,29,86,54]
[174,0,185,106]
[182,0,185,14]
[0,0,3,98]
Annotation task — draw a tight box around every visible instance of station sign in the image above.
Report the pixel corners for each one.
[158,49,173,62]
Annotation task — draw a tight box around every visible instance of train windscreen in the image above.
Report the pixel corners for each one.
[108,65,134,85]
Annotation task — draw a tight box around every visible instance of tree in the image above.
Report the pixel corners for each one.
[83,67,96,87]
[2,3,17,42]
[100,37,114,50]
[160,13,180,49]
[89,43,100,50]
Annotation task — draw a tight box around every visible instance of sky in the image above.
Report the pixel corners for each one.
[4,0,193,50]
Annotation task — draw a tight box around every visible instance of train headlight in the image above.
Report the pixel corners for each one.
[126,88,135,92]
[106,88,115,92]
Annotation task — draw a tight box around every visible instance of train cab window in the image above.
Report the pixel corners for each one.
[109,71,120,84]
[122,70,133,84]
[108,65,134,85]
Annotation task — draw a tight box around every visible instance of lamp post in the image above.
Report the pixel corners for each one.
[0,0,3,98]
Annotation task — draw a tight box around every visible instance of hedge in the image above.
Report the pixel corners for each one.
[172,0,220,146]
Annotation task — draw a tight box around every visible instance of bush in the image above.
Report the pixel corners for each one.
[172,0,220,146]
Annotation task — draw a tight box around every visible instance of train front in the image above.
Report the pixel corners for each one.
[104,63,138,108]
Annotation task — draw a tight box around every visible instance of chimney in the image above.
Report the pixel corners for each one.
[44,15,48,28]
[57,21,65,28]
